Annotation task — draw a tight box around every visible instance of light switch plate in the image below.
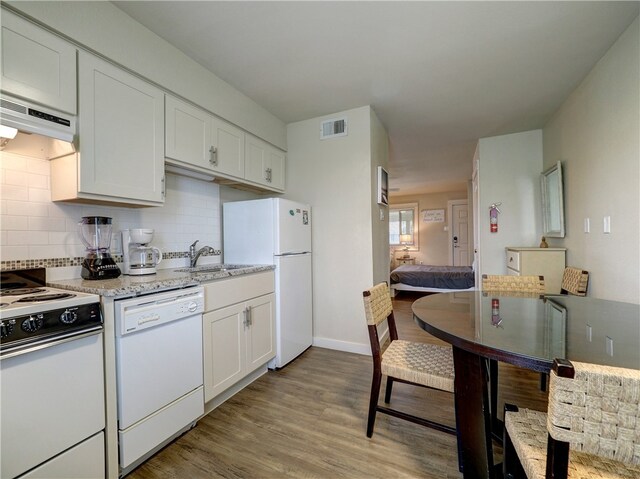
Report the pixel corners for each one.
[584,218,590,233]
[606,336,614,356]
[604,216,611,234]
[586,324,592,342]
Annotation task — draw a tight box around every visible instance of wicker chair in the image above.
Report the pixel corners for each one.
[560,267,589,296]
[504,358,640,479]
[481,274,545,295]
[362,282,456,438]
[481,274,547,419]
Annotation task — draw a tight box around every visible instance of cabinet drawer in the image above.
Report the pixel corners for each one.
[203,271,274,312]
[506,250,520,272]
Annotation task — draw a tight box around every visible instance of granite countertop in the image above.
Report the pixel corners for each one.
[48,264,275,297]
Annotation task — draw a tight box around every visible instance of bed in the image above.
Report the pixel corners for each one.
[390,264,476,295]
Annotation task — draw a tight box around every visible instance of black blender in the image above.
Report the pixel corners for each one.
[78,216,121,280]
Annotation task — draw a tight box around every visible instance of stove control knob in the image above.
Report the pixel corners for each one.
[22,314,44,333]
[0,320,15,339]
[60,309,77,324]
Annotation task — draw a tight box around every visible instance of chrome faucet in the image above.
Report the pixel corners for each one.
[188,240,221,268]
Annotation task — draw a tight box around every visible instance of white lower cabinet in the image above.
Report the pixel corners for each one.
[202,272,275,403]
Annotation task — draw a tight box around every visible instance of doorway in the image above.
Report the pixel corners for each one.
[448,200,469,266]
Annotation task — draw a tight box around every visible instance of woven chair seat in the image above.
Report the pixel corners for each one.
[382,340,454,393]
[506,407,640,479]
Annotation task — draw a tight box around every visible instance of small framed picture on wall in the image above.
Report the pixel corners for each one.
[377,166,388,206]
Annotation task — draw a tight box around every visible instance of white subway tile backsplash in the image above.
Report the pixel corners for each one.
[0,245,29,260]
[1,215,29,230]
[27,173,49,189]
[0,184,29,201]
[28,187,51,203]
[0,155,27,170]
[3,169,28,186]
[29,217,67,232]
[26,157,50,175]
[1,150,222,266]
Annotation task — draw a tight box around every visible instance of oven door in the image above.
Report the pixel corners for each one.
[1,331,105,479]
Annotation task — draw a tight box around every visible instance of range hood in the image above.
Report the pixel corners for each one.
[0,95,76,143]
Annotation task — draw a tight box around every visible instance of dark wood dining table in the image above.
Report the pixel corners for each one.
[412,291,640,479]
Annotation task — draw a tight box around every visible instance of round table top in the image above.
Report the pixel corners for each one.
[412,291,640,373]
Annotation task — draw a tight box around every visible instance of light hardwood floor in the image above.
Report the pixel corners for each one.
[127,292,548,479]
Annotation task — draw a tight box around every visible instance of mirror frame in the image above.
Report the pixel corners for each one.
[541,161,565,238]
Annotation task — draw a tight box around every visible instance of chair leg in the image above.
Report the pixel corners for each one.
[539,372,547,392]
[489,359,499,427]
[367,369,382,438]
[384,377,394,403]
[503,404,526,479]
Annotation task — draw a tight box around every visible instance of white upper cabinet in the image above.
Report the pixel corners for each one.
[164,94,285,192]
[0,9,77,113]
[165,95,213,172]
[51,52,165,207]
[211,116,245,178]
[245,135,285,191]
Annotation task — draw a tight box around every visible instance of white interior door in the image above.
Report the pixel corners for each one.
[452,202,470,266]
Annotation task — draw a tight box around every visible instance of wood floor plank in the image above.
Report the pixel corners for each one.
[126,293,547,478]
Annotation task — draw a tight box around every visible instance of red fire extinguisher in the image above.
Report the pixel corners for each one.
[489,203,501,233]
[491,298,502,327]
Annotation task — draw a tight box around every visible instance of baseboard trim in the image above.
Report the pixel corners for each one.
[313,337,369,355]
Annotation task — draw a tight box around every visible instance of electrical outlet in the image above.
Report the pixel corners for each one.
[379,208,385,221]
[603,216,611,234]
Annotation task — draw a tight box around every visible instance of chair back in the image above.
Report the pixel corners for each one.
[482,274,545,294]
[362,283,393,327]
[561,267,589,296]
[547,359,640,465]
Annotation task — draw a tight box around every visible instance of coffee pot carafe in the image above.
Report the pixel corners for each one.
[122,229,163,275]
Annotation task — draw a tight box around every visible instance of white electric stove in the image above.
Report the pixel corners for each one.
[1,268,106,479]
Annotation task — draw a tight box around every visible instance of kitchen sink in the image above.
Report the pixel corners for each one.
[174,264,247,274]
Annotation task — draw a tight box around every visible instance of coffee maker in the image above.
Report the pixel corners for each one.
[78,216,121,280]
[122,229,163,275]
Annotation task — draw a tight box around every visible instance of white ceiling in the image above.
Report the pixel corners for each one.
[113,1,639,196]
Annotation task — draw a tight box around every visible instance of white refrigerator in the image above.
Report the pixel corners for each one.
[223,198,312,369]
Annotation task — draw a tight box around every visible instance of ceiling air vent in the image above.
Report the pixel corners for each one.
[320,117,348,140]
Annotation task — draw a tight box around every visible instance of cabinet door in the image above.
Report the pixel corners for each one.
[78,52,164,204]
[245,135,285,191]
[0,10,76,113]
[203,304,245,402]
[165,95,214,172]
[245,294,276,373]
[211,117,244,178]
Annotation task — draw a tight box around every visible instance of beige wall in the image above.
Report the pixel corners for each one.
[285,106,388,354]
[477,130,543,275]
[390,191,467,267]
[542,17,639,304]
[370,109,390,285]
[5,1,286,149]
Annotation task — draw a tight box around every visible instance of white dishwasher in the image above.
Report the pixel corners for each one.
[115,286,204,476]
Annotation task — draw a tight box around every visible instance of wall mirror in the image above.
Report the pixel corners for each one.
[541,161,565,238]
[389,203,419,248]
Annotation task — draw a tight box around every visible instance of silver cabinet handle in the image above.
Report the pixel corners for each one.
[243,306,252,328]
[209,146,218,166]
[161,175,165,199]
